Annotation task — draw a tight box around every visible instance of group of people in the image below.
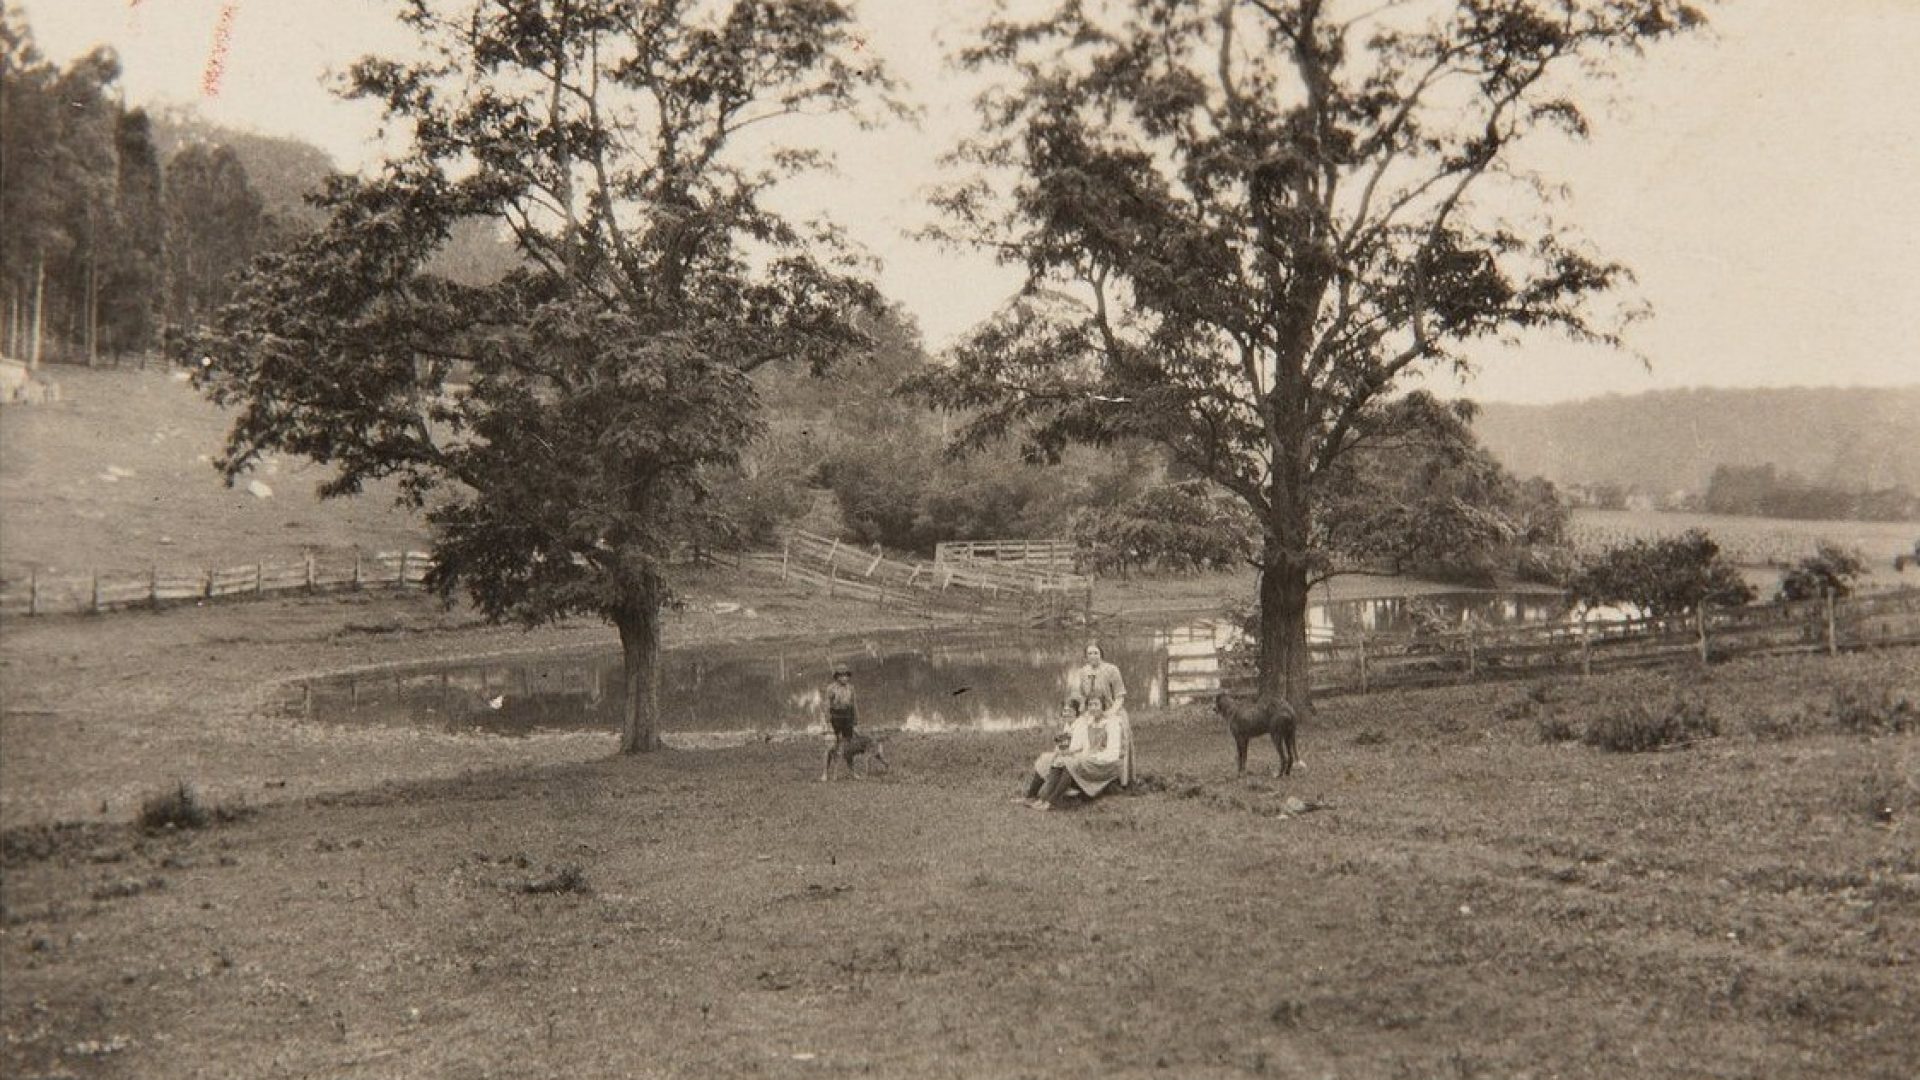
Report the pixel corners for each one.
[819,641,1134,812]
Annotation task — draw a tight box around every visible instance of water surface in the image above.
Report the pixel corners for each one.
[288,589,1569,743]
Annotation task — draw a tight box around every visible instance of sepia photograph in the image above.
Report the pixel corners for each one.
[2,1,1916,1076]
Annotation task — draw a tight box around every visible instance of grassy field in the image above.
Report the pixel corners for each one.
[1,591,1915,1079]
[0,366,427,579]
[3,366,1917,1078]
[1571,508,1920,590]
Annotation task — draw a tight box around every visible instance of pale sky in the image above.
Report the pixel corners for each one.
[22,0,1920,404]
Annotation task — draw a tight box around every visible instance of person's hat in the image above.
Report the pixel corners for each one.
[831,663,852,676]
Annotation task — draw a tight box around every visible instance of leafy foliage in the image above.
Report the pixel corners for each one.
[1583,696,1718,753]
[913,0,1705,702]
[163,143,269,332]
[187,0,898,751]
[1566,529,1755,617]
[1777,543,1870,603]
[1071,480,1258,576]
[2,10,299,364]
[1706,462,1918,523]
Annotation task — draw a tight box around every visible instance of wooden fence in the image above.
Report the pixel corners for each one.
[1209,587,1920,699]
[935,539,1079,576]
[744,531,1094,624]
[0,550,433,617]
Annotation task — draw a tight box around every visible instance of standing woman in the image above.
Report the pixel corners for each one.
[1068,642,1132,789]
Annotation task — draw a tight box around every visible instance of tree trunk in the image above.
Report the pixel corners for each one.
[29,259,45,370]
[615,598,664,754]
[1257,546,1313,712]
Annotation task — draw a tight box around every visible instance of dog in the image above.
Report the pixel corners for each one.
[1214,693,1298,777]
[839,732,890,776]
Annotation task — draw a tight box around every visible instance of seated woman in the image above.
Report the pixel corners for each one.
[1017,697,1091,802]
[1028,699,1127,810]
[1069,641,1133,788]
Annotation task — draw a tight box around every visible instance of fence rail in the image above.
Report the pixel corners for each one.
[0,551,433,618]
[1210,587,1920,699]
[746,531,1094,624]
[935,539,1079,575]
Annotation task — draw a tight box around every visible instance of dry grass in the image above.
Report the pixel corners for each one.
[0,366,427,577]
[4,367,1917,1078]
[2,624,1914,1078]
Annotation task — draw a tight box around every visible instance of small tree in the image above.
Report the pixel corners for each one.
[1777,543,1868,603]
[1567,529,1754,618]
[190,0,897,753]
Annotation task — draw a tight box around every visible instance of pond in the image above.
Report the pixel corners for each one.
[285,589,1571,744]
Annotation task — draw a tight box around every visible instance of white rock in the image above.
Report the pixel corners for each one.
[246,480,273,499]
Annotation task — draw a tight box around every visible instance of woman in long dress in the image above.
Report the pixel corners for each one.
[1068,641,1132,789]
[1021,642,1134,807]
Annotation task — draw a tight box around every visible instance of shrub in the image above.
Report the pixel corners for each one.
[1583,696,1719,753]
[1535,714,1581,744]
[1844,766,1908,826]
[138,782,210,832]
[1745,706,1825,743]
[1777,543,1869,603]
[136,781,245,833]
[521,864,590,895]
[1830,683,1918,736]
[1566,529,1755,617]
[1498,682,1559,721]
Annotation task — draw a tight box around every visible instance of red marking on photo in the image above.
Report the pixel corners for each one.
[201,2,240,98]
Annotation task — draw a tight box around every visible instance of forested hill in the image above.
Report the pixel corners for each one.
[149,108,337,232]
[1472,386,1920,495]
[147,111,522,288]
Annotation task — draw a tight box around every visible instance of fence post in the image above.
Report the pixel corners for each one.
[398,551,410,586]
[781,540,791,582]
[204,568,215,599]
[151,566,160,609]
[1825,589,1837,656]
[1358,635,1369,693]
[28,567,39,616]
[254,562,264,595]
[1580,621,1592,679]
[352,550,363,590]
[827,563,837,598]
[305,553,316,593]
[1696,607,1709,664]
[1465,627,1477,680]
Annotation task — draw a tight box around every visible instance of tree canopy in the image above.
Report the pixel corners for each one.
[188,0,899,752]
[913,0,1706,705]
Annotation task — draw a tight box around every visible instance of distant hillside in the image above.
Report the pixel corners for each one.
[149,107,337,232]
[1472,386,1920,496]
[147,108,522,285]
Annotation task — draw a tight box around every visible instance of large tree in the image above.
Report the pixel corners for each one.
[189,0,897,752]
[163,143,269,331]
[915,0,1704,710]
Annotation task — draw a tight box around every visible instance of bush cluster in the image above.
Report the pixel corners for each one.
[1582,696,1719,753]
[1830,683,1917,736]
[137,781,245,833]
[138,781,211,832]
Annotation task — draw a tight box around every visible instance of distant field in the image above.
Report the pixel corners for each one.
[0,365,429,580]
[1571,507,1920,587]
